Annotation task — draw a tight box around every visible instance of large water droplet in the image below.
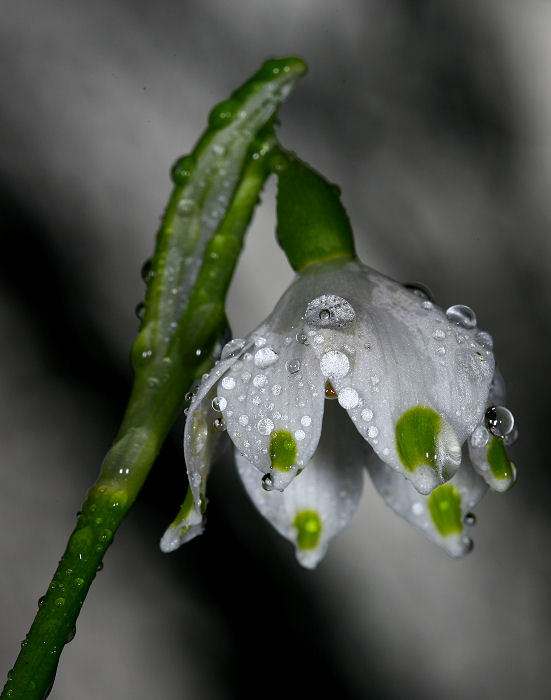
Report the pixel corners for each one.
[320,351,350,379]
[475,330,494,350]
[221,338,246,360]
[485,405,515,437]
[446,304,477,329]
[305,294,355,329]
[257,418,275,435]
[404,282,434,302]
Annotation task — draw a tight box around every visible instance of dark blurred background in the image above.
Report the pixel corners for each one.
[1,1,550,698]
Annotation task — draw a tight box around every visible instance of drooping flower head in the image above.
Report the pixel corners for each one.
[160,157,517,568]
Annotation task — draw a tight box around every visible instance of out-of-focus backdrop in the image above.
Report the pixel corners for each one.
[1,1,550,698]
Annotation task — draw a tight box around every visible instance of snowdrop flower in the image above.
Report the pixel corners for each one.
[160,257,517,567]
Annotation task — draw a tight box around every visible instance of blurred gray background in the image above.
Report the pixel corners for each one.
[1,1,550,698]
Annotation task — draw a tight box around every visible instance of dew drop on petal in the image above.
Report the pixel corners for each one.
[446,304,477,329]
[257,418,275,435]
[254,348,278,368]
[296,330,309,345]
[368,426,379,438]
[338,387,359,409]
[361,408,373,422]
[305,294,356,328]
[211,396,227,412]
[301,415,312,427]
[320,351,350,379]
[464,512,477,526]
[272,384,282,396]
[485,405,515,437]
[213,417,226,431]
[294,429,306,441]
[221,376,236,390]
[254,337,267,348]
[221,338,246,360]
[238,415,249,426]
[286,359,301,374]
[412,502,424,516]
[253,374,268,388]
[475,330,494,350]
[433,329,446,340]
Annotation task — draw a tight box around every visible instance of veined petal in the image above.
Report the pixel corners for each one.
[218,330,325,491]
[276,259,494,494]
[235,399,365,568]
[367,450,488,557]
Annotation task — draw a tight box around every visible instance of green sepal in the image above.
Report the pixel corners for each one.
[275,154,356,271]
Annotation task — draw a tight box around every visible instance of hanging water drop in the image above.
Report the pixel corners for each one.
[464,512,477,527]
[475,330,494,350]
[404,282,434,302]
[213,417,226,431]
[141,258,155,283]
[446,304,477,329]
[485,405,515,437]
[296,330,309,345]
[261,473,274,491]
[504,427,519,447]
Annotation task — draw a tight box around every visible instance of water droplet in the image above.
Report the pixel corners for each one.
[294,429,306,441]
[361,408,373,422]
[257,418,275,435]
[66,625,76,644]
[211,396,227,412]
[221,376,236,390]
[422,300,433,310]
[171,154,194,185]
[464,512,477,527]
[470,424,490,448]
[254,337,267,348]
[485,406,514,437]
[320,350,350,379]
[38,595,46,608]
[262,473,274,491]
[141,258,155,283]
[185,389,196,403]
[412,502,424,516]
[54,598,65,607]
[286,359,301,374]
[238,415,249,426]
[301,415,312,427]
[221,338,246,360]
[135,302,146,320]
[254,347,278,368]
[432,329,446,340]
[368,425,379,438]
[296,330,309,345]
[475,330,494,350]
[96,562,104,572]
[305,294,355,328]
[183,407,190,417]
[271,384,282,396]
[446,304,477,329]
[213,417,226,431]
[253,374,268,388]
[177,198,196,216]
[404,282,434,301]
[338,387,359,409]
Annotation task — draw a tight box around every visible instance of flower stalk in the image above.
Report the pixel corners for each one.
[2,57,306,700]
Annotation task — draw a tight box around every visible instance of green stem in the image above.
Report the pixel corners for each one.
[2,57,306,700]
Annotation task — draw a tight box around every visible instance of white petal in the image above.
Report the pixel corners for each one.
[367,450,488,557]
[278,259,494,494]
[160,334,257,552]
[235,399,365,568]
[218,330,325,491]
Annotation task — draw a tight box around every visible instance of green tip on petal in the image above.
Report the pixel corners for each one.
[269,430,297,471]
[293,510,322,550]
[395,406,442,474]
[487,436,515,481]
[427,484,463,537]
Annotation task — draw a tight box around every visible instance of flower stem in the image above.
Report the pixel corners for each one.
[1,57,306,700]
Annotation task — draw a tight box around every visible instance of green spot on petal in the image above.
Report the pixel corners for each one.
[293,510,322,550]
[395,406,441,473]
[428,484,462,536]
[269,430,297,471]
[487,436,514,480]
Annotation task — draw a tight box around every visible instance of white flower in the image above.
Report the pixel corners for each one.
[160,258,517,567]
